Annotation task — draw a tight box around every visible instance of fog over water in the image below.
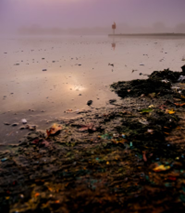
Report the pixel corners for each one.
[1,0,185,35]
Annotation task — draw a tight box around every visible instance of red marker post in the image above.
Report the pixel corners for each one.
[112,22,116,34]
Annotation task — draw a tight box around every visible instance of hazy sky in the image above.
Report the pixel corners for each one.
[0,0,185,32]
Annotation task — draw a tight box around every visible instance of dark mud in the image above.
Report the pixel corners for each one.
[111,78,172,98]
[1,69,185,212]
[149,69,183,83]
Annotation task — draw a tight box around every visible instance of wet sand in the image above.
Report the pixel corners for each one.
[0,35,185,144]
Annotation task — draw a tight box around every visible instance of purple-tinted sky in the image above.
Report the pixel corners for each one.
[0,0,185,32]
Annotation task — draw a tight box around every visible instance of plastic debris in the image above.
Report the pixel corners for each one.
[148,104,155,108]
[1,158,7,162]
[122,134,126,138]
[161,79,170,83]
[21,119,27,124]
[174,103,185,107]
[178,75,185,82]
[46,123,62,137]
[147,129,154,134]
[165,109,175,114]
[139,118,149,125]
[142,151,147,162]
[140,108,153,114]
[153,165,171,172]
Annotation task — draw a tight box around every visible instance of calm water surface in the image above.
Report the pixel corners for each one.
[0,35,185,145]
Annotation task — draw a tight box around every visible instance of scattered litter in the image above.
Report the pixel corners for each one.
[139,118,149,125]
[46,123,62,138]
[140,108,153,114]
[165,109,175,114]
[147,129,154,134]
[153,164,171,172]
[161,79,170,83]
[26,125,36,131]
[148,104,155,108]
[65,109,73,113]
[178,75,185,82]
[1,158,7,162]
[174,103,185,107]
[2,67,185,212]
[21,119,27,124]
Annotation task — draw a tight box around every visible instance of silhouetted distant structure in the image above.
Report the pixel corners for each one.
[112,22,116,34]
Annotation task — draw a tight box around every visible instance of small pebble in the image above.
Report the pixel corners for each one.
[19,126,25,130]
[21,119,27,124]
[12,123,19,126]
[20,194,24,198]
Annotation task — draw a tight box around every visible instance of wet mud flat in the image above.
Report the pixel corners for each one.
[1,68,185,212]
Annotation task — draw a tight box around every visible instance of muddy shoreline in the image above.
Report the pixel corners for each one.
[1,68,185,212]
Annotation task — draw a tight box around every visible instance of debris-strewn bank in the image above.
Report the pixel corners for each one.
[1,67,185,213]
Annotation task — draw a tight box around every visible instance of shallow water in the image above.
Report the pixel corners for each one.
[0,35,185,145]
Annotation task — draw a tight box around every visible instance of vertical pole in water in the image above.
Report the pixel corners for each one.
[112,22,116,35]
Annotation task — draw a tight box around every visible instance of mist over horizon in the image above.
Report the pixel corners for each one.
[1,0,185,35]
[17,22,185,36]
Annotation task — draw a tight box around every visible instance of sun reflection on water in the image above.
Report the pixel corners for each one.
[68,84,86,92]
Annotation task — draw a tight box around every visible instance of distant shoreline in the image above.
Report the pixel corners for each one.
[108,33,185,37]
